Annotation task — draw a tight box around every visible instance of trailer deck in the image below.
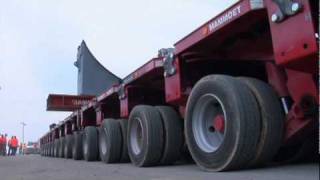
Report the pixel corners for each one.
[40,0,318,172]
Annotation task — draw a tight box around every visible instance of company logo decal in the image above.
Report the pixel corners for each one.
[207,5,241,33]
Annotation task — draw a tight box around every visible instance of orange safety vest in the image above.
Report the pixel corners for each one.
[11,138,18,148]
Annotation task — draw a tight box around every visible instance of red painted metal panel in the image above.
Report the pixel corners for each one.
[283,69,318,143]
[120,98,129,118]
[122,58,163,85]
[285,106,314,143]
[81,98,97,112]
[64,121,72,135]
[47,94,94,111]
[165,58,183,103]
[286,69,318,104]
[175,0,255,54]
[95,110,104,126]
[265,0,318,73]
[119,58,164,118]
[97,86,119,102]
[266,62,289,97]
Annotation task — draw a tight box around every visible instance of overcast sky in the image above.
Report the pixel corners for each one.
[0,0,236,142]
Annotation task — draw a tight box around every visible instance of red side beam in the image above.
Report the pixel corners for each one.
[47,94,95,111]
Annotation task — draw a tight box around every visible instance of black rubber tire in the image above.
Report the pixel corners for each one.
[119,119,130,163]
[43,144,46,156]
[41,145,44,156]
[185,75,261,171]
[59,137,65,158]
[180,141,194,163]
[238,77,284,166]
[54,139,60,157]
[48,142,52,157]
[48,144,50,156]
[180,121,194,163]
[96,127,102,162]
[99,119,122,163]
[155,106,183,165]
[64,135,73,159]
[72,132,83,160]
[48,144,51,156]
[46,145,48,156]
[50,142,55,157]
[83,126,99,161]
[44,144,47,156]
[128,105,164,167]
[49,144,51,156]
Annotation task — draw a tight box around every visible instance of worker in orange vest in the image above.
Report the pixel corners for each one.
[1,134,8,156]
[0,134,4,156]
[4,134,8,156]
[10,136,19,156]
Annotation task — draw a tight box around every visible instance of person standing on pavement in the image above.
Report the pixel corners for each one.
[23,143,27,155]
[0,134,4,156]
[2,134,8,156]
[7,136,12,156]
[19,143,23,155]
[10,136,19,156]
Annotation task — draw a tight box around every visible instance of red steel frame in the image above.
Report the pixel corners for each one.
[41,0,318,153]
[47,94,95,111]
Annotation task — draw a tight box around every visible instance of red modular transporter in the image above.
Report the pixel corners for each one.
[40,0,318,171]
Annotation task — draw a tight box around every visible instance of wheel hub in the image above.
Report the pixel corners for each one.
[130,118,144,155]
[192,94,226,153]
[213,115,225,133]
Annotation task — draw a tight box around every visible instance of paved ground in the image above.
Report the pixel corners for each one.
[0,155,318,180]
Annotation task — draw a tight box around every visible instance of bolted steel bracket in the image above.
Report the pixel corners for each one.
[271,0,302,23]
[158,48,176,77]
[49,123,56,130]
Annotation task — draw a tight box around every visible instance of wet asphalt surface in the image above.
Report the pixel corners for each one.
[0,155,318,180]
